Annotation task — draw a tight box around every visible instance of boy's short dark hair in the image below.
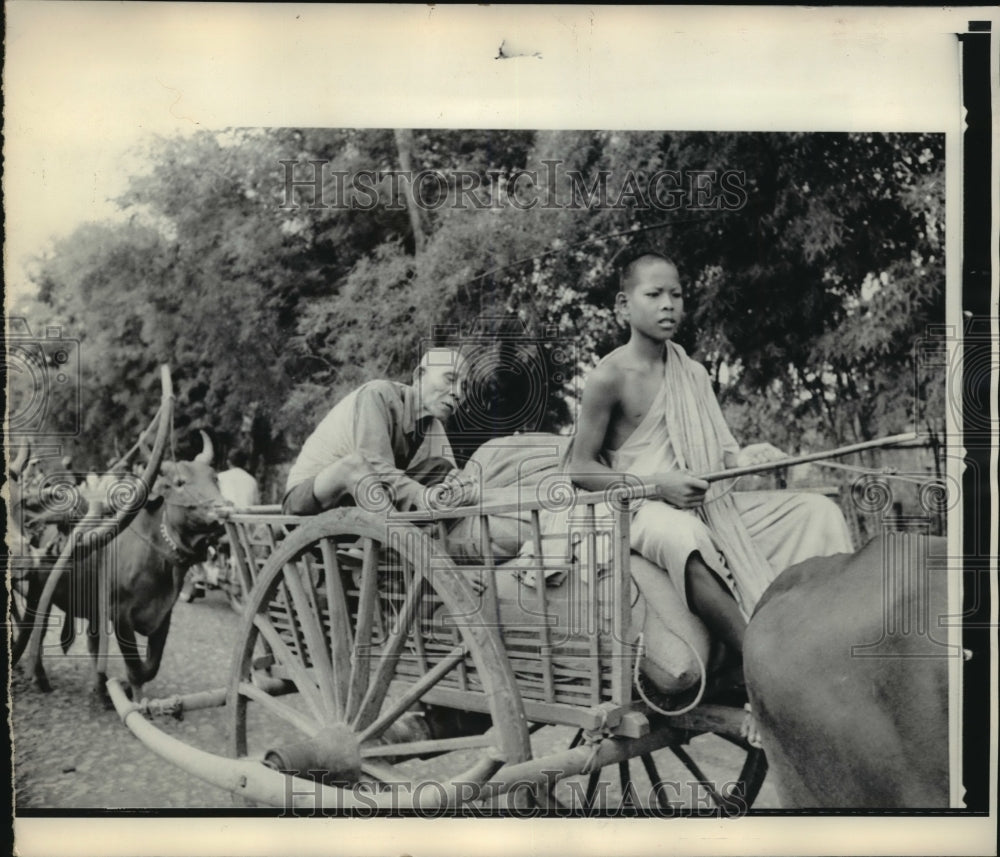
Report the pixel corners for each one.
[617,249,679,294]
[228,449,249,469]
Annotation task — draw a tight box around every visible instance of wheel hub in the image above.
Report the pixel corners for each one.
[264,723,362,784]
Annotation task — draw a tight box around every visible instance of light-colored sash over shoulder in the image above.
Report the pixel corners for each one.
[519,342,779,611]
[653,342,776,610]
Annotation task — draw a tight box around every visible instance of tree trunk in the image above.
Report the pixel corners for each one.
[393,129,426,255]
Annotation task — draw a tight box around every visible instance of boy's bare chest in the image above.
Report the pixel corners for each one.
[608,369,662,449]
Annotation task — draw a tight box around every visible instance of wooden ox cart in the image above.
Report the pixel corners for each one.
[105,481,773,815]
[105,433,920,813]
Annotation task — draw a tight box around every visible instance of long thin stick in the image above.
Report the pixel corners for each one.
[700,432,920,483]
[813,459,928,485]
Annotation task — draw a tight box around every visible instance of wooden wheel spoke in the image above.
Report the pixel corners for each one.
[360,733,495,759]
[357,645,466,743]
[618,760,636,809]
[351,568,428,731]
[238,681,320,739]
[640,754,671,812]
[319,537,352,712]
[251,614,325,722]
[584,770,601,809]
[344,537,380,723]
[281,559,340,718]
[669,744,729,808]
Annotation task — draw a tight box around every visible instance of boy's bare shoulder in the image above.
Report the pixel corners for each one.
[586,348,628,394]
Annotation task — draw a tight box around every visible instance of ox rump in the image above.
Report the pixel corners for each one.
[11,458,232,704]
[744,533,952,808]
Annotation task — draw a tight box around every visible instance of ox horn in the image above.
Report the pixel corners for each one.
[137,425,155,464]
[10,442,31,481]
[193,430,214,465]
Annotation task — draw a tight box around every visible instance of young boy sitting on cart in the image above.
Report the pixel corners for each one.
[554,251,853,695]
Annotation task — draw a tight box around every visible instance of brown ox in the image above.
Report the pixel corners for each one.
[12,454,230,703]
[743,533,951,808]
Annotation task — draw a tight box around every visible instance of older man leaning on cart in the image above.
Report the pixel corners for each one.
[283,347,478,515]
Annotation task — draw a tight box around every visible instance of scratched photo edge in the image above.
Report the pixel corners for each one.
[5,4,997,857]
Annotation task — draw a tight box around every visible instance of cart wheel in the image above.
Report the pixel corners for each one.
[547,725,766,815]
[230,508,530,809]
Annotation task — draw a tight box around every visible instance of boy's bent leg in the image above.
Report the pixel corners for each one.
[685,552,747,655]
[630,500,746,652]
[630,500,729,605]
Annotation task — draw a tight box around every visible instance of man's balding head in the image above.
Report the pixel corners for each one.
[413,347,470,421]
[415,347,468,379]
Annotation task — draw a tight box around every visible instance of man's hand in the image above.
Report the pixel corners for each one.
[422,469,480,511]
[652,470,709,509]
[736,443,787,468]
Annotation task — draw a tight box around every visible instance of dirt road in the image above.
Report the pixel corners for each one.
[11,590,778,812]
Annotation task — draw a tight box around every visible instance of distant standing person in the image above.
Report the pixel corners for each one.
[283,347,477,515]
[218,449,260,508]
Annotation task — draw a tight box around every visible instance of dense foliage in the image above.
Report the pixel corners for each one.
[14,129,945,491]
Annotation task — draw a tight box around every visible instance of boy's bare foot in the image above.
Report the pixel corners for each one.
[741,702,764,749]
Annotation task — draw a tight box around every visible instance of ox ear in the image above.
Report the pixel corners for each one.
[146,460,176,508]
[193,430,214,465]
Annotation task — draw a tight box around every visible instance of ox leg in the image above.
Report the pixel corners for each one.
[85,618,113,708]
[11,572,45,669]
[113,619,146,701]
[25,574,54,693]
[137,608,173,689]
[60,612,77,654]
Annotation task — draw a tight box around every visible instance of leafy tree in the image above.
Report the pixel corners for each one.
[23,128,943,500]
